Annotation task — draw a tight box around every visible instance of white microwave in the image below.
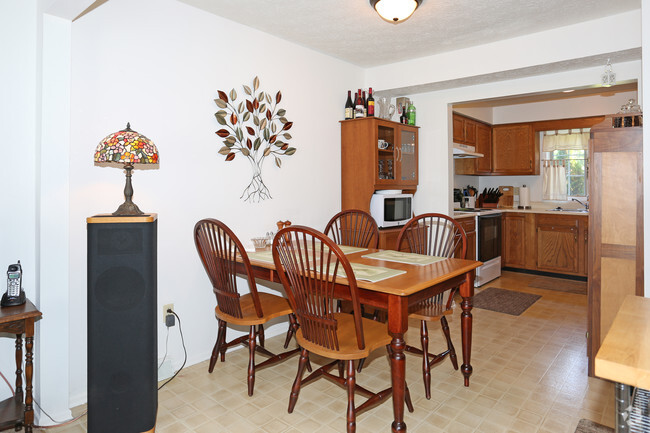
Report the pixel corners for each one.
[369,192,413,228]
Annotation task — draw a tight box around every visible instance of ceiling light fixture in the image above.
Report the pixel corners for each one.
[370,0,422,23]
[601,58,616,87]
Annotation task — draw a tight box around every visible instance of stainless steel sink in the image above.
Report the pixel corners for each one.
[547,207,589,213]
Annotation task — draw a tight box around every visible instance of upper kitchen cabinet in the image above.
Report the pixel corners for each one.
[453,113,539,176]
[453,113,477,146]
[455,117,492,175]
[491,123,539,175]
[341,117,418,212]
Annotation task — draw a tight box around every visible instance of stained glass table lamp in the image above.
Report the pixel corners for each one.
[94,123,159,216]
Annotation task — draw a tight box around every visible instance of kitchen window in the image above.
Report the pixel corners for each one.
[542,129,589,199]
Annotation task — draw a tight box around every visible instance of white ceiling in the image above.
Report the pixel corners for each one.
[67,0,642,105]
[177,0,641,68]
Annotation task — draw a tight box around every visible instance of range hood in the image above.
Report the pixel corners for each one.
[453,143,484,159]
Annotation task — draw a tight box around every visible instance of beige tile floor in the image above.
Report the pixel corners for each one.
[39,271,614,433]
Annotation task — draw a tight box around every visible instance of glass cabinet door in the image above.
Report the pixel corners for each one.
[400,128,417,182]
[377,125,396,182]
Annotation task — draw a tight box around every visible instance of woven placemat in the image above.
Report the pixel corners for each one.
[472,287,541,316]
[574,419,614,433]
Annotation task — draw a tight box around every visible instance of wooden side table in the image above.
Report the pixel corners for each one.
[0,300,42,432]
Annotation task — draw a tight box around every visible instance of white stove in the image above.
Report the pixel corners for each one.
[454,208,502,287]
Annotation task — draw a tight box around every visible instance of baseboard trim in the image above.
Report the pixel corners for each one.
[502,267,587,282]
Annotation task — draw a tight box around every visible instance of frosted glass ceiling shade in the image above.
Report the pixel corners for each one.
[370,0,422,23]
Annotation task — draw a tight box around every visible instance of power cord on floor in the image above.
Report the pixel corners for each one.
[0,367,88,429]
[0,310,187,429]
[158,310,187,390]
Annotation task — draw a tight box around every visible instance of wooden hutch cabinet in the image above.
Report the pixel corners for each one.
[588,112,643,376]
[341,117,418,249]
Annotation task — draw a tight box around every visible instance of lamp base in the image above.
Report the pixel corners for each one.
[112,163,144,216]
[112,201,144,216]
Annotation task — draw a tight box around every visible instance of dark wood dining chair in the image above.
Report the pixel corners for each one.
[324,209,379,248]
[194,218,300,396]
[272,225,413,433]
[324,209,379,314]
[396,213,467,399]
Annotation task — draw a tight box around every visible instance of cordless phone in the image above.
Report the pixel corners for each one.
[2,261,26,307]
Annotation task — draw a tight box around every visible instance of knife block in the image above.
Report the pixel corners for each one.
[477,195,498,208]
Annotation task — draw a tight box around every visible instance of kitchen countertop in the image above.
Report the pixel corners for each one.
[454,204,589,217]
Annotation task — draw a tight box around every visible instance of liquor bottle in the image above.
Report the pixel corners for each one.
[400,103,407,124]
[354,88,365,118]
[362,90,367,117]
[407,101,416,125]
[344,90,353,120]
[367,88,375,117]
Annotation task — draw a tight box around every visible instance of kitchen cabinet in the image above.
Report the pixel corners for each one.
[454,216,476,261]
[491,123,539,175]
[588,113,643,376]
[536,214,581,274]
[502,212,528,268]
[340,117,419,248]
[454,116,538,176]
[452,113,477,146]
[501,212,587,276]
[454,119,492,175]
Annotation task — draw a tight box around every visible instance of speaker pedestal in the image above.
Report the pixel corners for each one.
[87,214,157,433]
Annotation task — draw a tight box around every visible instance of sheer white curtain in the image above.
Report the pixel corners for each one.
[542,160,567,200]
[542,129,589,200]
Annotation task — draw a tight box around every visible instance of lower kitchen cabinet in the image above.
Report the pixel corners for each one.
[502,212,588,277]
[502,213,528,268]
[536,214,580,274]
[454,216,476,260]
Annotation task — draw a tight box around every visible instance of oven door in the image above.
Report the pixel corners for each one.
[478,213,502,262]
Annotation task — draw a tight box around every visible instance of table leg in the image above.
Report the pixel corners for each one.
[388,296,407,432]
[14,335,23,397]
[25,320,34,433]
[460,272,474,387]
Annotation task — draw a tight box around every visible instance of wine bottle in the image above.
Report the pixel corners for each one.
[400,103,407,124]
[367,87,375,117]
[362,90,367,117]
[407,101,416,125]
[354,88,365,118]
[344,90,353,120]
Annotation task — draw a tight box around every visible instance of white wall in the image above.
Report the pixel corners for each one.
[367,10,641,92]
[68,0,363,405]
[396,60,643,215]
[454,88,639,204]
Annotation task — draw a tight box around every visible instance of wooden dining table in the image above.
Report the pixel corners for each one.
[240,247,481,432]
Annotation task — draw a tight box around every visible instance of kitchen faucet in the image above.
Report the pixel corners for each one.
[572,198,589,210]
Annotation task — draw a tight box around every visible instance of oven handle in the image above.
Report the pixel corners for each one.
[478,213,502,220]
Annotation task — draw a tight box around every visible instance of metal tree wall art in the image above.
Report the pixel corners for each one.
[214,76,296,202]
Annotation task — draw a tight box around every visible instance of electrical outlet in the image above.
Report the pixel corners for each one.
[163,303,174,323]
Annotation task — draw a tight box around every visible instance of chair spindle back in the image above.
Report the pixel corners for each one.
[194,219,263,319]
[396,213,467,260]
[324,209,379,249]
[272,226,365,351]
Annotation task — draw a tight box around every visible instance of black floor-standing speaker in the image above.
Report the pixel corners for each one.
[87,214,158,433]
